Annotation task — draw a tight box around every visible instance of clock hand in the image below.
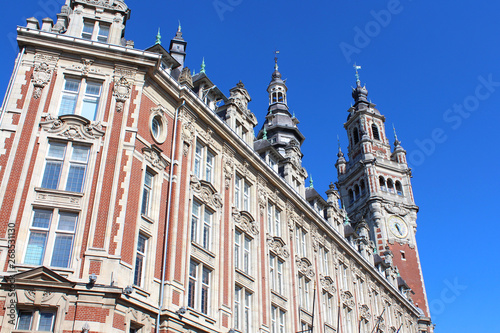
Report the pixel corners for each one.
[395,223,403,235]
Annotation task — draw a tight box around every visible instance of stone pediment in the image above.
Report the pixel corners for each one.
[40,114,105,141]
[267,235,289,258]
[5,266,75,288]
[295,256,315,278]
[190,175,222,210]
[232,208,258,235]
[142,145,169,171]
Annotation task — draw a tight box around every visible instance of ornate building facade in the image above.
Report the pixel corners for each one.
[0,1,433,332]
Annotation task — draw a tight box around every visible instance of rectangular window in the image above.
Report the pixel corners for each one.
[298,274,310,311]
[234,286,252,332]
[24,209,78,268]
[343,306,353,333]
[133,234,147,287]
[271,306,285,333]
[141,170,154,217]
[270,254,284,295]
[295,225,307,257]
[41,141,90,193]
[17,310,55,331]
[59,78,102,120]
[322,291,334,325]
[268,203,281,236]
[235,175,250,211]
[194,141,215,183]
[235,230,251,274]
[320,245,329,276]
[188,260,211,315]
[357,279,365,304]
[190,200,213,251]
[81,20,110,42]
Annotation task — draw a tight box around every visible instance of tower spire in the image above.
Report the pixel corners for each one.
[200,57,206,74]
[274,50,280,71]
[354,63,362,85]
[155,27,161,45]
[393,123,401,146]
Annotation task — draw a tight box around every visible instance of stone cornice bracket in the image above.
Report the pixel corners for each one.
[142,145,169,172]
[190,175,222,210]
[267,235,290,259]
[295,256,315,279]
[232,207,259,235]
[359,304,371,320]
[40,114,105,141]
[180,108,196,156]
[113,76,132,112]
[341,290,355,309]
[319,275,337,294]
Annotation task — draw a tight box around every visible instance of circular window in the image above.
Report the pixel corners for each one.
[150,113,167,144]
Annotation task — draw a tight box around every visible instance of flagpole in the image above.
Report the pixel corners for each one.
[370,308,385,333]
[336,299,341,333]
[396,323,403,333]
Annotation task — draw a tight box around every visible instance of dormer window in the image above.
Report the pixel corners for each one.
[81,20,110,43]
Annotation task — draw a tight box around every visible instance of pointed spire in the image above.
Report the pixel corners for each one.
[178,20,182,32]
[393,123,401,146]
[200,57,206,74]
[155,27,161,45]
[274,50,280,71]
[174,20,183,40]
[337,135,344,158]
[309,175,314,188]
[263,127,268,140]
[351,63,368,103]
[353,63,362,84]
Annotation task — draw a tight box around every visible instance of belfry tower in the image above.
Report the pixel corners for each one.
[335,68,432,325]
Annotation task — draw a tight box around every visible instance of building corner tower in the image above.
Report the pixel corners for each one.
[336,75,433,332]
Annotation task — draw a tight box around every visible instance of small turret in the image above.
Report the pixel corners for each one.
[169,22,187,79]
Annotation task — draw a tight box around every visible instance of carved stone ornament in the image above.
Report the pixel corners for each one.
[311,227,320,252]
[232,208,258,235]
[341,291,355,309]
[180,109,196,156]
[142,145,169,171]
[113,76,132,112]
[319,275,337,294]
[295,256,315,279]
[359,304,371,320]
[190,175,222,210]
[258,187,267,216]
[75,0,129,12]
[32,62,52,99]
[40,114,105,140]
[384,203,410,216]
[24,289,55,303]
[267,235,290,258]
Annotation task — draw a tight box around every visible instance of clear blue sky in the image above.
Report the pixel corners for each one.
[1,0,498,331]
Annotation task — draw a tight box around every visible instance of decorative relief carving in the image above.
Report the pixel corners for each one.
[232,208,258,235]
[142,145,169,171]
[71,58,100,76]
[341,291,355,309]
[359,304,371,320]
[32,62,52,99]
[267,235,289,258]
[223,144,235,189]
[258,187,267,216]
[113,76,132,112]
[319,275,336,294]
[190,175,222,210]
[40,114,105,141]
[311,226,320,252]
[76,0,129,11]
[295,256,315,278]
[384,203,410,216]
[180,109,196,156]
[24,290,55,303]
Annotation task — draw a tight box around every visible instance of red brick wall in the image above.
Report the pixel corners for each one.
[65,305,110,323]
[112,312,125,330]
[389,242,429,317]
[88,260,102,275]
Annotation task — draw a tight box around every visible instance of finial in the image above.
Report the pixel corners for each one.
[155,27,161,45]
[263,127,268,140]
[393,123,401,146]
[200,57,206,74]
[292,110,296,118]
[353,63,362,84]
[178,20,181,32]
[337,135,344,158]
[309,175,314,189]
[343,205,350,225]
[274,50,280,71]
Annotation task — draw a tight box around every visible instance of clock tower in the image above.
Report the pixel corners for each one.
[336,69,432,325]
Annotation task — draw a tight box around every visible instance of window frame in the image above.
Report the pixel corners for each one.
[188,260,211,315]
[298,274,311,312]
[141,169,155,218]
[235,174,251,212]
[194,141,215,184]
[271,305,286,333]
[133,233,148,288]
[269,253,284,295]
[267,203,281,237]
[23,208,79,269]
[235,229,252,275]
[81,20,110,43]
[58,77,103,121]
[16,309,56,331]
[190,200,214,252]
[234,285,252,332]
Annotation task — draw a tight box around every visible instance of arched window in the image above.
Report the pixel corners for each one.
[349,189,354,204]
[278,92,284,102]
[372,124,380,141]
[379,176,386,192]
[354,185,360,200]
[395,181,403,196]
[360,180,366,196]
[387,179,394,193]
[272,93,277,103]
[353,128,359,144]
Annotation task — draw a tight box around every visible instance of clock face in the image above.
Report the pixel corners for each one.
[388,216,408,238]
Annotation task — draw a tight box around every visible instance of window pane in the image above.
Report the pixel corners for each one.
[71,145,90,162]
[82,22,94,39]
[32,209,52,229]
[57,212,78,232]
[141,187,150,215]
[97,25,110,42]
[137,234,147,253]
[133,254,144,286]
[17,311,33,330]
[41,162,62,189]
[38,312,55,331]
[25,232,47,265]
[66,164,86,192]
[81,97,99,120]
[86,82,101,96]
[59,93,78,116]
[51,234,74,267]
